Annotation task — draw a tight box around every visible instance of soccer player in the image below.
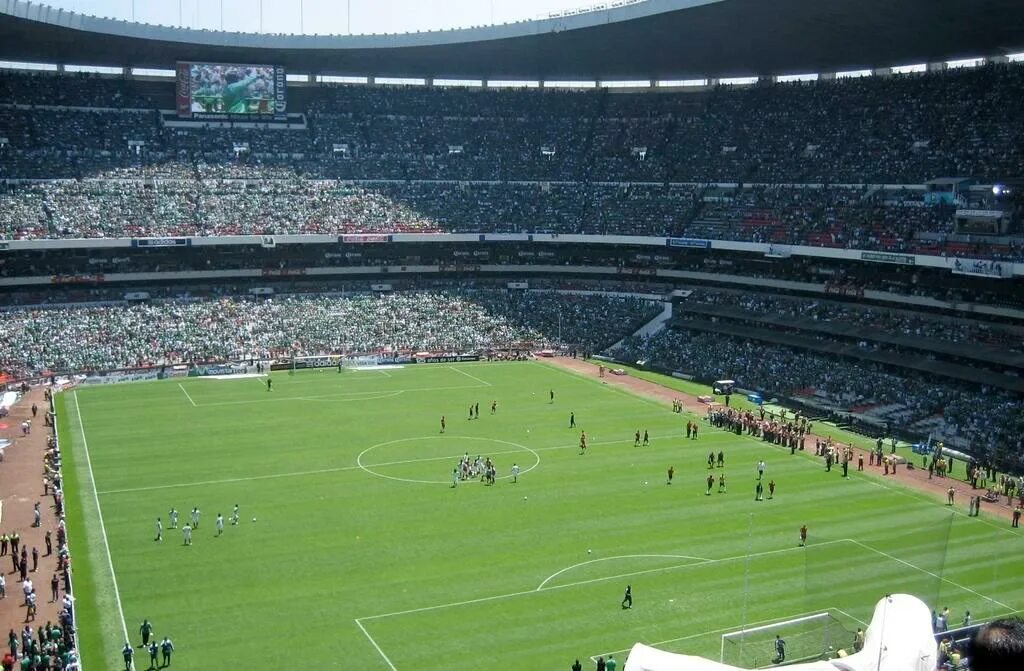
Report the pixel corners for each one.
[122,642,134,671]
[168,508,178,529]
[717,451,724,468]
[491,401,497,415]
[511,463,520,483]
[579,431,587,455]
[160,637,174,666]
[854,627,865,652]
[708,452,715,469]
[154,518,163,542]
[266,378,272,392]
[451,468,458,488]
[621,585,632,609]
[569,412,575,428]
[148,641,159,669]
[768,480,776,499]
[550,389,555,403]
[755,481,763,501]
[190,507,200,529]
[139,619,153,648]
[182,524,192,546]
[799,524,807,547]
[231,504,240,526]
[718,474,727,493]
[757,460,766,480]
[440,416,446,434]
[706,473,714,495]
[634,430,641,447]
[642,430,649,446]
[667,466,674,485]
[216,514,225,536]
[773,635,786,663]
[1013,505,1021,528]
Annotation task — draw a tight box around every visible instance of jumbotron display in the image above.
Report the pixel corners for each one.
[176,62,287,118]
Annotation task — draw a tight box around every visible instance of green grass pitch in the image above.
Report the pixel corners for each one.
[55,361,1024,670]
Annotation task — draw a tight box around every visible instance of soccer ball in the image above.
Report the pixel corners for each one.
[587,549,592,554]
[252,517,256,522]
[523,496,528,500]
[644,481,648,485]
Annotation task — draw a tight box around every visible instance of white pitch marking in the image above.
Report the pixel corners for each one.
[356,436,540,485]
[193,383,488,407]
[73,393,135,669]
[355,618,398,671]
[848,539,1013,610]
[447,366,492,386]
[359,539,855,622]
[536,554,711,591]
[177,383,197,407]
[96,438,633,495]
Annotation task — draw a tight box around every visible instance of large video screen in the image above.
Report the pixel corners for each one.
[176,62,286,118]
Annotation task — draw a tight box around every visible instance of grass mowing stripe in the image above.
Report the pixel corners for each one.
[849,539,1014,610]
[69,391,134,669]
[95,438,640,495]
[361,539,855,622]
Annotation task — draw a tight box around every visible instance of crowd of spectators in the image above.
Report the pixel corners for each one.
[680,288,1024,353]
[2,63,1024,184]
[0,290,659,378]
[0,65,1022,255]
[611,329,1024,464]
[3,179,1018,259]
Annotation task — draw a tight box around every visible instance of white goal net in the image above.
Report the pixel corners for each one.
[720,612,852,668]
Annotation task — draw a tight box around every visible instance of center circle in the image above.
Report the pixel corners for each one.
[356,436,541,485]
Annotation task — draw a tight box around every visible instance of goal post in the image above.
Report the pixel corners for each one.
[720,611,852,668]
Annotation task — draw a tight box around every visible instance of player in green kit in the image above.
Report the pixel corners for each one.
[221,70,261,113]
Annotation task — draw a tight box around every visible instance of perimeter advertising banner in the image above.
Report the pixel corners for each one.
[177,62,287,119]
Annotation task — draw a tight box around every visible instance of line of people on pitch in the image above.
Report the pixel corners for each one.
[121,619,174,671]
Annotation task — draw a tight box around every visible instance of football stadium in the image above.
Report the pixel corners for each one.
[0,1,1022,669]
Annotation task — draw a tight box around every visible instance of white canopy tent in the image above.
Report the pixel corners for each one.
[623,594,936,671]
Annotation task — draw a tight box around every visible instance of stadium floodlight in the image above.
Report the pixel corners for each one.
[599,80,651,88]
[1006,52,1024,62]
[433,79,484,87]
[946,57,985,69]
[891,63,927,74]
[487,80,540,88]
[719,76,759,86]
[835,69,873,79]
[65,65,124,75]
[130,68,175,78]
[0,61,58,72]
[777,73,818,83]
[544,80,597,88]
[656,79,707,87]
[317,75,369,84]
[376,77,427,86]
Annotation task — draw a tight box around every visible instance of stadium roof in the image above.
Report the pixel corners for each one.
[1,0,1023,80]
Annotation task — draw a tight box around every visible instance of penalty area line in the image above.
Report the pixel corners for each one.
[177,383,197,407]
[355,618,398,671]
[447,366,492,387]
